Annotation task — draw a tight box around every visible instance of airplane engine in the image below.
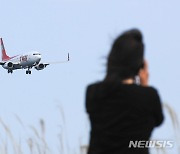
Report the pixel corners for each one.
[4,62,14,69]
[35,63,45,70]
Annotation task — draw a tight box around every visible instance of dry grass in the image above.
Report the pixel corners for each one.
[163,104,180,153]
[0,103,179,154]
[0,109,71,154]
[0,117,47,154]
[151,103,180,154]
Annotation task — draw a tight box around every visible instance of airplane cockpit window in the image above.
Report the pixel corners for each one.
[33,53,41,55]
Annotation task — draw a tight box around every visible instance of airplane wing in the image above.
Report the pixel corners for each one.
[0,61,21,68]
[0,62,5,65]
[42,53,70,65]
[34,53,70,70]
[44,60,69,65]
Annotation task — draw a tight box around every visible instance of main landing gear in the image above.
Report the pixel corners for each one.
[8,70,13,73]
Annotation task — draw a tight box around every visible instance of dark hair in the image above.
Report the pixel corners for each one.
[105,29,144,82]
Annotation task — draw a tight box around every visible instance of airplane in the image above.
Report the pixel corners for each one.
[0,38,69,74]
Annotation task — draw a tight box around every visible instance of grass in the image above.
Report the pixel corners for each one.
[150,103,180,154]
[0,103,179,154]
[0,107,73,154]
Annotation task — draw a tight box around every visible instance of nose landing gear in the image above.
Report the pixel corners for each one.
[26,67,32,74]
[26,70,31,74]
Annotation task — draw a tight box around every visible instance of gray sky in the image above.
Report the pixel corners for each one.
[0,0,180,153]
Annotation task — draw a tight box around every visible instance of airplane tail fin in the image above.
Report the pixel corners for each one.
[0,38,10,61]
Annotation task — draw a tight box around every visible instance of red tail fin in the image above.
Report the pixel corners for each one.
[0,38,10,61]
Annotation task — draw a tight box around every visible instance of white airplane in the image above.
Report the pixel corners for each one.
[0,38,69,74]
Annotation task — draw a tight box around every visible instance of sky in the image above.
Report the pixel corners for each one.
[0,0,180,153]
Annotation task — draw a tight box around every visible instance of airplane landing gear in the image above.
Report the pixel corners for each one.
[8,70,13,73]
[26,70,31,74]
[26,67,32,74]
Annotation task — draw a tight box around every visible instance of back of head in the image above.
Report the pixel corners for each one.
[105,29,144,82]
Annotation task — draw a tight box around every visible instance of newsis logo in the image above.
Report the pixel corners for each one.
[129,140,174,148]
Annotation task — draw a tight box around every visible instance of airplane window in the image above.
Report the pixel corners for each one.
[33,53,41,55]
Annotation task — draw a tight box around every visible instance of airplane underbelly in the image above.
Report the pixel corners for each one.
[21,61,34,67]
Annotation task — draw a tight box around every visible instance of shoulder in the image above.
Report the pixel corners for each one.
[86,81,113,92]
[114,84,161,101]
[131,84,159,94]
[132,86,161,104]
[141,86,160,97]
[86,82,108,97]
[86,82,100,94]
[86,82,100,98]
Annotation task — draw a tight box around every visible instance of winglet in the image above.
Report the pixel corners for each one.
[0,38,10,61]
[68,53,70,61]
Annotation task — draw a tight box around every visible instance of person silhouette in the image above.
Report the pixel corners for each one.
[86,29,164,154]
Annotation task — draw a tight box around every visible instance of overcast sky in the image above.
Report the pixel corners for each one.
[0,0,180,153]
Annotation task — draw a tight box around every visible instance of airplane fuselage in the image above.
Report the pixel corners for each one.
[2,52,41,70]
